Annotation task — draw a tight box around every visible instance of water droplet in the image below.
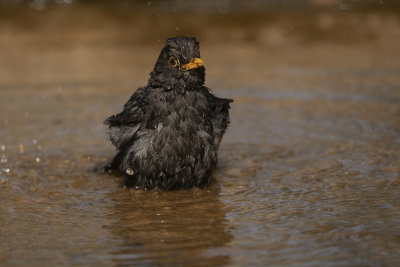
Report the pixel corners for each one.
[175,26,180,31]
[0,145,5,151]
[35,157,41,163]
[30,0,47,10]
[126,168,134,175]
[19,144,24,154]
[216,0,231,14]
[147,1,151,5]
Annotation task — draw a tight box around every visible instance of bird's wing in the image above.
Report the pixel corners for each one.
[104,109,142,126]
[104,87,148,127]
[202,87,233,150]
[104,87,149,148]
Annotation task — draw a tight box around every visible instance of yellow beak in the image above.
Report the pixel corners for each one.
[181,58,204,71]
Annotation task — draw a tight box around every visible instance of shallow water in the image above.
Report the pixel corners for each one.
[1,5,400,266]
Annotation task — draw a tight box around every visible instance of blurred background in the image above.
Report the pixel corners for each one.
[1,1,400,266]
[1,0,400,87]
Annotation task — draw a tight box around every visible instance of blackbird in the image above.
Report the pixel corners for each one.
[104,36,232,190]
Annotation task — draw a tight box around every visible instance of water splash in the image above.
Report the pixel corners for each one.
[126,168,134,175]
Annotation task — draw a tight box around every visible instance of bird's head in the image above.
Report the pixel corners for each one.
[149,36,205,92]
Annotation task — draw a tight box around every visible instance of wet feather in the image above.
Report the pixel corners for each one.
[104,36,232,189]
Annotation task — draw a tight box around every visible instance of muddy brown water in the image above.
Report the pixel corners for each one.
[1,5,400,266]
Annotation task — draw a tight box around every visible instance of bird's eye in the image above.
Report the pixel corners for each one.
[169,57,179,68]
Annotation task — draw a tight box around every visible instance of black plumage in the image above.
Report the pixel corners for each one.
[104,36,232,190]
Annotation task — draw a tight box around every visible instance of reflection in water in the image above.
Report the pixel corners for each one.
[109,185,233,266]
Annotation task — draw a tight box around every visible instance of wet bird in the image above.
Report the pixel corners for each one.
[104,36,232,190]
